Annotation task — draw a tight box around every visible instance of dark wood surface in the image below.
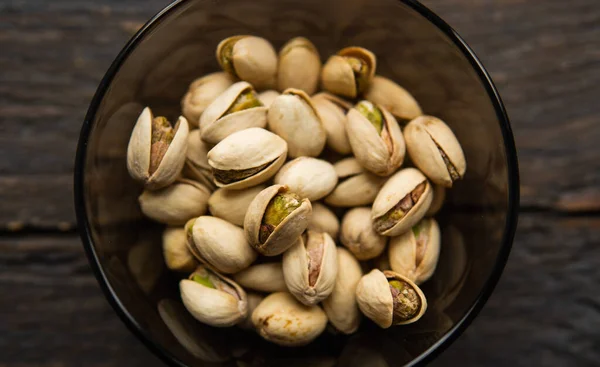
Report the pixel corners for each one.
[1,0,599,366]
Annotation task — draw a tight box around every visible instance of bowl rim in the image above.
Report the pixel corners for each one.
[74,0,520,365]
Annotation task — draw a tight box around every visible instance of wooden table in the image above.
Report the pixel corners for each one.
[1,0,599,365]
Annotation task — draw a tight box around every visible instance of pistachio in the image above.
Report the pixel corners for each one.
[181,72,236,125]
[372,168,433,236]
[307,202,340,239]
[252,292,328,346]
[207,127,287,190]
[364,75,422,122]
[278,37,321,95]
[180,266,248,327]
[208,185,266,226]
[346,101,405,176]
[325,157,387,207]
[311,92,352,154]
[233,262,287,293]
[217,35,277,90]
[162,227,197,273]
[138,179,210,225]
[404,116,467,187]
[182,130,216,191]
[321,47,376,98]
[257,90,280,108]
[127,107,189,190]
[283,231,338,305]
[426,184,446,217]
[267,89,326,158]
[340,207,387,260]
[274,157,338,201]
[244,185,312,256]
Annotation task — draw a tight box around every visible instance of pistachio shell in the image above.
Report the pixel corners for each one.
[340,207,387,260]
[207,128,287,190]
[364,76,422,121]
[389,218,441,285]
[346,102,405,176]
[239,293,265,330]
[311,93,352,154]
[258,90,280,107]
[267,89,326,158]
[162,227,197,273]
[371,168,433,236]
[127,107,189,190]
[191,216,257,274]
[274,157,338,201]
[252,292,327,346]
[182,130,216,191]
[325,157,387,207]
[217,35,277,90]
[321,47,376,98]
[283,232,338,305]
[307,203,340,239]
[322,247,363,334]
[278,37,321,95]
[180,266,248,327]
[426,184,446,217]
[181,72,236,125]
[208,185,266,226]
[139,179,210,225]
[233,262,287,293]
[244,185,312,256]
[404,116,467,187]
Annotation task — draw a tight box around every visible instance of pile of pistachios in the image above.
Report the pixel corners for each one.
[126,35,466,347]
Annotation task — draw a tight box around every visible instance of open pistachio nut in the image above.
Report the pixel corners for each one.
[267,88,326,158]
[216,35,277,90]
[277,37,321,95]
[190,216,257,274]
[182,129,216,191]
[274,157,338,201]
[138,179,210,225]
[372,168,433,236]
[233,262,287,293]
[322,247,363,334]
[389,218,441,285]
[199,81,267,144]
[308,202,340,239]
[207,127,287,190]
[127,107,189,190]
[208,185,265,227]
[252,292,328,346]
[311,92,353,154]
[257,90,280,108]
[325,157,387,207]
[346,100,405,176]
[181,72,236,126]
[426,184,446,217]
[340,207,387,260]
[356,269,427,328]
[244,184,312,256]
[364,75,422,122]
[283,231,338,305]
[404,116,467,187]
[180,266,248,327]
[162,227,197,273]
[321,46,376,98]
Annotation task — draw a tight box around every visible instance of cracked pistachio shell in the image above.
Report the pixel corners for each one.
[283,231,338,305]
[208,185,265,226]
[127,107,189,190]
[258,90,280,108]
[364,76,422,121]
[199,81,267,144]
[181,72,236,125]
[321,46,376,98]
[267,89,326,158]
[371,168,433,236]
[244,184,312,256]
[191,216,257,274]
[239,293,265,330]
[274,157,338,201]
[233,262,287,293]
[162,227,197,273]
[308,203,340,239]
[355,269,427,328]
[207,128,287,190]
[180,266,248,327]
[252,292,328,347]
[346,101,405,176]
[426,184,446,217]
[312,92,352,154]
[182,130,216,191]
[216,35,277,90]
[389,218,441,285]
[278,37,321,95]
[404,116,467,187]
[340,207,387,260]
[139,179,210,225]
[322,247,363,334]
[325,157,387,207]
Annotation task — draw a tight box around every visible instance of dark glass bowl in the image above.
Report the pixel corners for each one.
[74,0,519,365]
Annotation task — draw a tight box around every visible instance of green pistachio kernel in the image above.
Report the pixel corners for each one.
[224,90,263,116]
[212,160,273,185]
[389,279,420,323]
[150,116,174,174]
[259,192,302,243]
[373,182,427,233]
[192,273,216,289]
[344,56,370,94]
[355,100,384,134]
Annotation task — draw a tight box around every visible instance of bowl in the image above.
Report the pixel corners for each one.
[74,0,519,365]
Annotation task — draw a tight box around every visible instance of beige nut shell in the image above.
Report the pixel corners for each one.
[182,130,216,191]
[364,75,422,121]
[181,72,236,125]
[311,94,352,154]
[278,37,321,95]
[340,207,387,260]
[208,185,266,226]
[162,227,197,273]
[321,47,376,98]
[138,179,210,225]
[325,157,387,207]
[217,35,277,90]
[307,203,340,239]
[233,262,288,293]
[274,157,338,201]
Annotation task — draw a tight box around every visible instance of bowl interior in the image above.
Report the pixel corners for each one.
[76,0,517,365]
